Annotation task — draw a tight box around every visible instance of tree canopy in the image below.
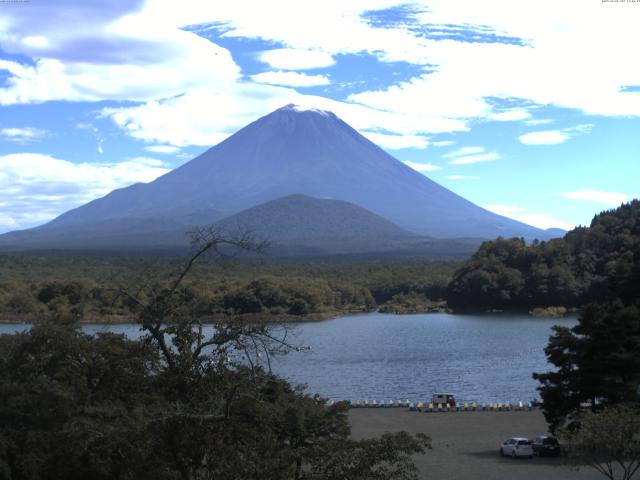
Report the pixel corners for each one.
[533,302,640,431]
[0,229,431,480]
[448,200,640,311]
[560,404,640,480]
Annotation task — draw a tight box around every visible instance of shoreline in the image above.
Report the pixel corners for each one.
[0,307,577,325]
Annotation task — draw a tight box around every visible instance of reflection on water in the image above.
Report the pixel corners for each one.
[0,312,576,403]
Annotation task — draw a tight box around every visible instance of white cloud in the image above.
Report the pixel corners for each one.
[101,85,467,147]
[0,153,169,232]
[364,132,429,149]
[0,3,241,105]
[257,48,335,70]
[562,189,639,207]
[349,73,492,121]
[519,124,593,145]
[0,126,49,143]
[331,1,640,124]
[525,118,554,126]
[432,140,454,147]
[443,146,485,158]
[489,109,531,122]
[127,156,167,167]
[101,84,296,147]
[2,0,638,150]
[446,175,478,180]
[442,146,499,164]
[448,152,500,165]
[144,145,181,154]
[251,71,330,87]
[518,130,569,145]
[403,161,442,172]
[484,204,574,231]
[75,122,106,154]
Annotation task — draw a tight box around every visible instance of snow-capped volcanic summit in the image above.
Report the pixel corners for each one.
[0,104,555,253]
[280,103,334,116]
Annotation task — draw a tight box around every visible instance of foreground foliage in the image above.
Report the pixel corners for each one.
[533,302,640,431]
[0,231,430,480]
[560,404,640,480]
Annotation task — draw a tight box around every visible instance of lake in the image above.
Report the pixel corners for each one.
[0,312,575,404]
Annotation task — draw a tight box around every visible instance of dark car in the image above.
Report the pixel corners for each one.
[532,435,561,457]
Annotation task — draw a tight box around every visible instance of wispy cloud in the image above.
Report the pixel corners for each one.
[127,156,167,167]
[562,189,639,206]
[446,175,478,180]
[443,146,500,165]
[76,123,106,154]
[144,145,181,154]
[257,48,335,70]
[364,132,429,149]
[432,140,454,147]
[519,124,593,145]
[0,127,49,143]
[484,204,573,231]
[525,118,554,126]
[449,152,500,165]
[403,161,442,172]
[443,146,485,158]
[519,130,567,145]
[251,71,330,87]
[489,109,531,122]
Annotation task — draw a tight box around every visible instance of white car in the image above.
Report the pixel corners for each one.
[500,437,534,458]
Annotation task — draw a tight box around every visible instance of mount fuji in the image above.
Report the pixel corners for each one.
[0,104,558,255]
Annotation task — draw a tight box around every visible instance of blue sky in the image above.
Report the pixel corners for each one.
[1,0,639,233]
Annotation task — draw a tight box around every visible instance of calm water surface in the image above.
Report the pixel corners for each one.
[0,312,575,404]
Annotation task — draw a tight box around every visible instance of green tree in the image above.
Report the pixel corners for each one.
[533,302,640,432]
[560,404,640,480]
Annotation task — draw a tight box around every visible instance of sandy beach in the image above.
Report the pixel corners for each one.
[349,408,602,480]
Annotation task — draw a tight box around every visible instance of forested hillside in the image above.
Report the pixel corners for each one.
[448,200,640,311]
[0,258,456,322]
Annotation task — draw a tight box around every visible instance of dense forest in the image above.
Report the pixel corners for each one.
[448,200,640,311]
[0,257,457,323]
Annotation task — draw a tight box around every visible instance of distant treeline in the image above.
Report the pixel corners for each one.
[448,200,640,311]
[3,201,638,321]
[0,258,457,322]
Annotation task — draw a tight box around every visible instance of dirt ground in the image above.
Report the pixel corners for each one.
[348,408,602,480]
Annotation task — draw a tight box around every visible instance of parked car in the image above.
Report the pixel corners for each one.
[500,437,534,458]
[532,435,561,457]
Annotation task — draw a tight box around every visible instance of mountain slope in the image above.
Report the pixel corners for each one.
[209,194,481,258]
[0,194,481,259]
[39,104,552,240]
[215,194,413,244]
[0,214,220,250]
